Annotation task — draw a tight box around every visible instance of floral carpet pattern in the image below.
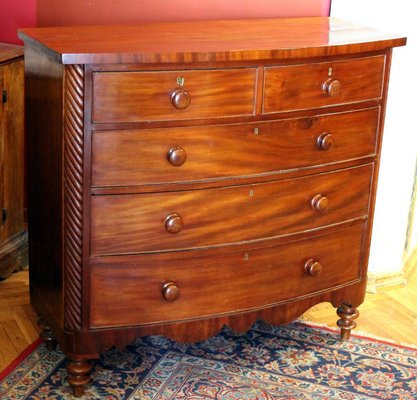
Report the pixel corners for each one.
[1,321,416,399]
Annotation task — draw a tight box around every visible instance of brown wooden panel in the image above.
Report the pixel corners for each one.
[0,44,23,63]
[92,68,257,123]
[18,18,406,65]
[92,108,379,187]
[90,223,365,327]
[263,56,385,113]
[0,56,28,279]
[25,46,65,330]
[1,59,25,243]
[91,164,373,255]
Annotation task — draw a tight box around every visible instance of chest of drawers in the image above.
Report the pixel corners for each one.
[19,18,406,396]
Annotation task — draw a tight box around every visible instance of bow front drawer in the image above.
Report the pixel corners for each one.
[89,223,365,328]
[92,68,257,123]
[90,164,373,255]
[263,56,385,113]
[92,108,379,188]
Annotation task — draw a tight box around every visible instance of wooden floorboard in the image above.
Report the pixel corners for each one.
[0,267,416,372]
[0,269,40,371]
[302,268,417,345]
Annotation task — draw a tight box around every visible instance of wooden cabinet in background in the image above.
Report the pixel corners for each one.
[0,43,28,280]
[19,18,406,397]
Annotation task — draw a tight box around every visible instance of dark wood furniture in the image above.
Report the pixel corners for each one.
[0,43,28,280]
[19,18,406,396]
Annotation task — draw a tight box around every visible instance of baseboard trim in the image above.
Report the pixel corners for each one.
[366,271,407,293]
[403,246,417,280]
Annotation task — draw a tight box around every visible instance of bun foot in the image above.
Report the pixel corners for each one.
[67,357,93,398]
[38,319,57,351]
[337,303,359,341]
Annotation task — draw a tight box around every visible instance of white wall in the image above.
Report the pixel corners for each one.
[331,0,417,276]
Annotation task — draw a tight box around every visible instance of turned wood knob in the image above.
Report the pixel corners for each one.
[164,213,183,234]
[311,194,329,213]
[162,281,180,302]
[167,147,187,166]
[170,88,191,110]
[322,79,341,97]
[304,259,323,277]
[316,132,334,151]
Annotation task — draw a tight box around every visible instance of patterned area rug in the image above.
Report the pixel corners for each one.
[1,321,416,399]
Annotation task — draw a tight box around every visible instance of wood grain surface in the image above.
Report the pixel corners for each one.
[92,107,379,187]
[91,164,373,255]
[90,223,365,328]
[92,68,257,123]
[263,55,385,113]
[0,43,23,64]
[0,51,27,279]
[0,59,25,243]
[18,18,406,64]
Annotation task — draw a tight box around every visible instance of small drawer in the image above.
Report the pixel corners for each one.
[90,223,365,328]
[92,108,379,188]
[263,56,385,113]
[90,164,373,255]
[92,68,257,123]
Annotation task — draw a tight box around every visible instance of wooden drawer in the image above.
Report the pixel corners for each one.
[90,164,373,255]
[92,108,379,187]
[90,223,365,328]
[263,56,385,113]
[92,68,257,123]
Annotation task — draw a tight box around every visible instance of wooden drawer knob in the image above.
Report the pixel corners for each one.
[311,194,329,213]
[162,281,180,302]
[167,147,187,166]
[170,88,191,110]
[165,213,183,234]
[322,79,341,97]
[304,259,323,277]
[316,132,334,151]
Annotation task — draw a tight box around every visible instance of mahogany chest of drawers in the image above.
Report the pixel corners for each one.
[19,18,406,396]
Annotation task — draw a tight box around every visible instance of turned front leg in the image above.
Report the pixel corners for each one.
[67,357,93,398]
[337,303,359,341]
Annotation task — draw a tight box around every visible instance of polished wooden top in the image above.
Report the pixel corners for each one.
[0,43,24,63]
[18,17,406,65]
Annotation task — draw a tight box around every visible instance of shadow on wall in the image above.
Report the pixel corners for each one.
[0,0,331,44]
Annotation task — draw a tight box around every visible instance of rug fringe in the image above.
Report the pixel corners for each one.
[295,318,417,350]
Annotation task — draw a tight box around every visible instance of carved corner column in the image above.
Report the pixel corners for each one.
[63,64,90,397]
[337,303,359,341]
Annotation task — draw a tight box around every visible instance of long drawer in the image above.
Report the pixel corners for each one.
[92,68,257,123]
[89,223,365,328]
[92,108,379,188]
[263,56,385,113]
[90,164,373,255]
